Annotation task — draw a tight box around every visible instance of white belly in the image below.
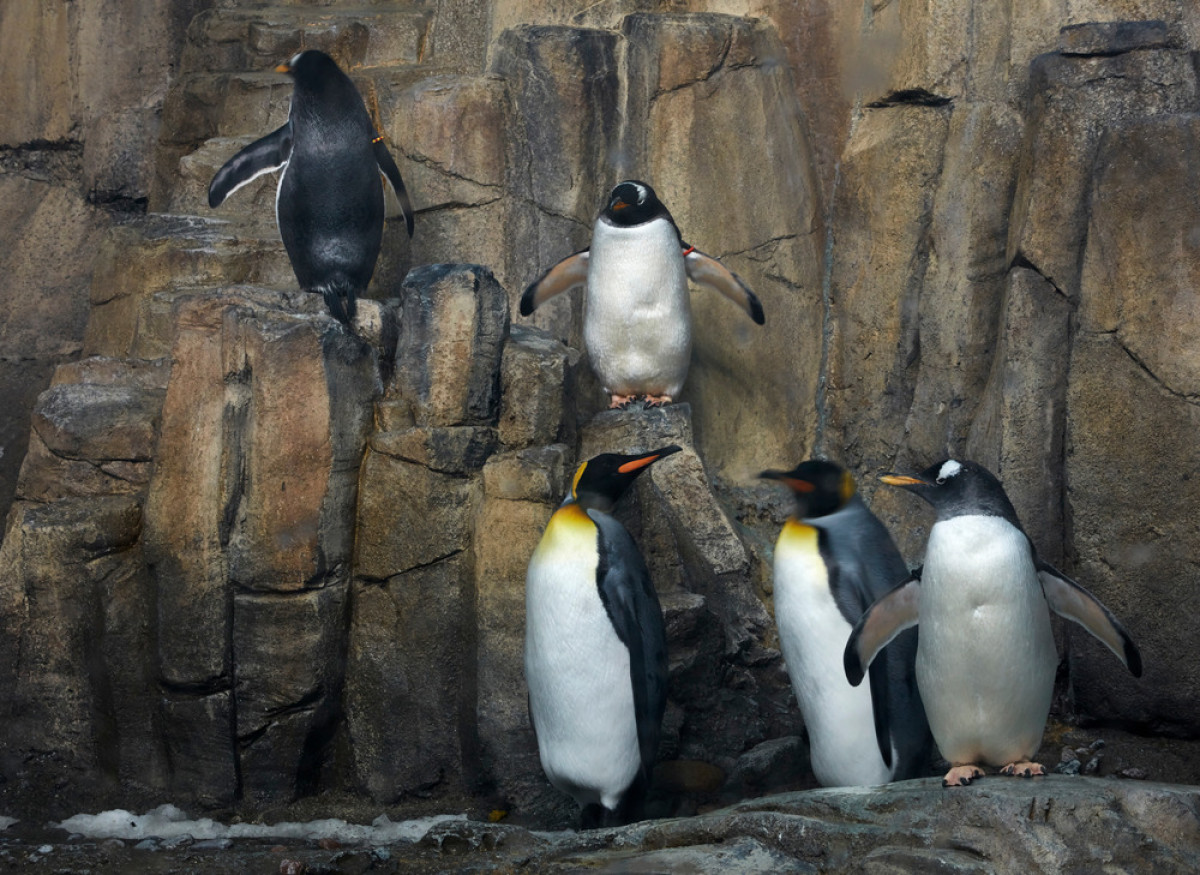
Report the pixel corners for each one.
[774,524,891,787]
[916,515,1057,766]
[524,513,640,809]
[584,218,691,398]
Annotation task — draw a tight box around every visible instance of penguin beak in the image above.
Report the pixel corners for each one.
[611,199,629,211]
[759,471,815,493]
[275,62,292,74]
[617,445,681,474]
[879,473,927,487]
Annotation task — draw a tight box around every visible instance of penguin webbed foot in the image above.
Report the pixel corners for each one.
[643,394,673,407]
[1000,760,1046,779]
[609,394,637,409]
[942,764,985,787]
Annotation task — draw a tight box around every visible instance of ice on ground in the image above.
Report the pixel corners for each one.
[55,806,465,845]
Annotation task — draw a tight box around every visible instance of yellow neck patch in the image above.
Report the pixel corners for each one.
[779,518,820,554]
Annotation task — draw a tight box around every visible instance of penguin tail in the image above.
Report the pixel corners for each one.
[319,281,358,328]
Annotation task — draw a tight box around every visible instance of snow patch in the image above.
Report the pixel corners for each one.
[0,816,17,831]
[55,806,464,845]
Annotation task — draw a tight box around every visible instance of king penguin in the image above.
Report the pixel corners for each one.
[761,460,931,787]
[519,180,765,409]
[524,446,679,828]
[207,49,414,326]
[844,459,1142,787]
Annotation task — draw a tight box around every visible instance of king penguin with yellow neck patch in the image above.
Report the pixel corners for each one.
[762,460,931,786]
[525,446,679,828]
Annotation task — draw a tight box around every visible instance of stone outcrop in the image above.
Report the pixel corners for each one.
[1,0,1199,843]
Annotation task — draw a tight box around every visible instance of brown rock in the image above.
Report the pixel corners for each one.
[235,585,349,804]
[346,554,474,802]
[482,445,571,504]
[393,264,509,427]
[824,102,950,482]
[498,326,580,450]
[0,498,145,776]
[898,101,1022,473]
[1064,113,1200,730]
[371,427,499,477]
[966,267,1073,566]
[353,448,479,582]
[32,383,161,463]
[1007,47,1198,299]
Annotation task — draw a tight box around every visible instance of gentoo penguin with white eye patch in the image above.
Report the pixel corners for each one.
[762,460,932,786]
[208,49,414,326]
[844,459,1142,787]
[525,446,679,828]
[520,180,765,409]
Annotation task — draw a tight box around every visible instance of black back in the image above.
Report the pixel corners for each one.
[278,51,383,301]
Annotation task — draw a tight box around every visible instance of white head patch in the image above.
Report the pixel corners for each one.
[631,182,647,204]
[937,460,963,483]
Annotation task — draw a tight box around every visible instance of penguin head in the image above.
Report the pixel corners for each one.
[275,50,344,91]
[760,460,856,519]
[879,459,1020,521]
[603,180,669,226]
[570,445,682,513]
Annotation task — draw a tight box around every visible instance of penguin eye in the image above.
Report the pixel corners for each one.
[935,476,946,485]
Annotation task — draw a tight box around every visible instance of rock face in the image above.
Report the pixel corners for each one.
[1,0,1199,838]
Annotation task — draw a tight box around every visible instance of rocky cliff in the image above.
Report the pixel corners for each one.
[1,0,1198,837]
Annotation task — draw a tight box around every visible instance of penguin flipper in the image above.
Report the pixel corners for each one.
[844,577,921,687]
[1037,562,1143,677]
[520,251,589,316]
[590,511,668,784]
[207,123,293,208]
[373,138,415,237]
[683,248,765,325]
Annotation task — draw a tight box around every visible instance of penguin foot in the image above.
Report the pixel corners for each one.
[643,394,673,407]
[941,765,985,787]
[609,394,637,409]
[1000,760,1046,779]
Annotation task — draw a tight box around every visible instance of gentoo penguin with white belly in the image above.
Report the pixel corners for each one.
[525,446,678,828]
[761,460,931,786]
[844,459,1142,787]
[520,180,764,409]
[208,49,414,326]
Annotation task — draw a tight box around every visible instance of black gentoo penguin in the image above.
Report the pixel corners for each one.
[208,49,414,325]
[519,180,764,409]
[845,459,1142,787]
[762,460,931,786]
[524,446,679,828]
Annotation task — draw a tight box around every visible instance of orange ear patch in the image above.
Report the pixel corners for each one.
[782,477,815,493]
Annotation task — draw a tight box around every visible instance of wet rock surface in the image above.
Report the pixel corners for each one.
[2,776,1199,873]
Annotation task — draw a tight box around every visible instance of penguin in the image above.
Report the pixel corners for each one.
[207,49,414,326]
[844,459,1142,787]
[519,180,764,409]
[761,460,931,787]
[524,445,679,828]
